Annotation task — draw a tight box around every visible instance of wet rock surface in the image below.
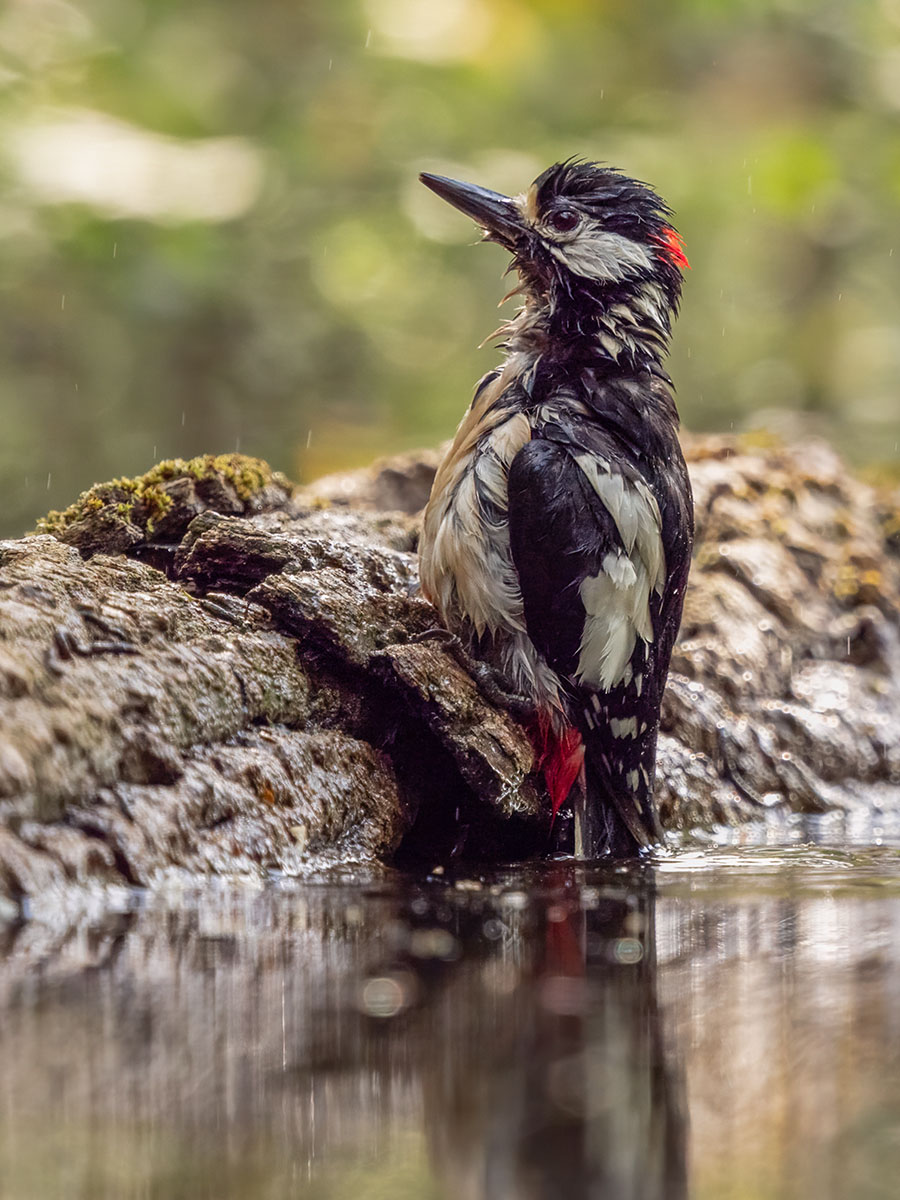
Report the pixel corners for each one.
[0,437,898,901]
[659,434,900,830]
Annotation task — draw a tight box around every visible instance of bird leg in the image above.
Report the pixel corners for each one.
[410,628,535,720]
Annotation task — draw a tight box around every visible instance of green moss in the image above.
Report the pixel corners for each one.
[139,453,283,501]
[34,454,290,540]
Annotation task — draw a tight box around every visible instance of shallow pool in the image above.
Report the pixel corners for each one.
[2,839,899,1199]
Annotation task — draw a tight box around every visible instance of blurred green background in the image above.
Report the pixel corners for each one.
[2,0,900,537]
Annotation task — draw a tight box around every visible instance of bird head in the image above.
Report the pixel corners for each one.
[420,159,688,348]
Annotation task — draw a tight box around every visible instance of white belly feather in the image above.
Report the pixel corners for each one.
[421,411,531,639]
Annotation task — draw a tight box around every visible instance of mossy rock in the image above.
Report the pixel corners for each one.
[34,454,294,557]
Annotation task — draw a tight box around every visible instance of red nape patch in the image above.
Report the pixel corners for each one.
[529,718,585,818]
[654,226,690,271]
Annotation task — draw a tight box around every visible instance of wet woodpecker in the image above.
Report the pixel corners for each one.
[417,160,693,856]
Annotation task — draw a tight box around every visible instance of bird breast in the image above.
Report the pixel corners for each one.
[420,369,532,638]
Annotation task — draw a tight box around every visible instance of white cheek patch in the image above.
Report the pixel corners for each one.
[573,457,666,691]
[549,231,653,283]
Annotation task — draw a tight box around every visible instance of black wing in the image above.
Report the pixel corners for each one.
[507,425,691,849]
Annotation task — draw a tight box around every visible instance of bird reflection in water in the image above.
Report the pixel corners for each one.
[353,866,687,1200]
[0,867,687,1200]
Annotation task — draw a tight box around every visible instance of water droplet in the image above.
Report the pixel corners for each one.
[613,938,643,964]
[408,927,458,961]
[359,972,415,1019]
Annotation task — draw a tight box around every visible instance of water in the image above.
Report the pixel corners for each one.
[2,845,900,1199]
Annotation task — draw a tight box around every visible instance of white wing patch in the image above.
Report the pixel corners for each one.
[573,454,665,589]
[609,716,638,739]
[574,457,666,690]
[578,554,650,689]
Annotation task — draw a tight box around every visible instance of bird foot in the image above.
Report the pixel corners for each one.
[411,628,534,720]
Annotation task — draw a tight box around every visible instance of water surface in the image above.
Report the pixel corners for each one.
[2,842,900,1199]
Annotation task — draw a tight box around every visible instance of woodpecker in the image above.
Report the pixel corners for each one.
[417,160,692,856]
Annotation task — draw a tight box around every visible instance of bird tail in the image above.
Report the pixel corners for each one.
[528,715,664,857]
[580,726,665,856]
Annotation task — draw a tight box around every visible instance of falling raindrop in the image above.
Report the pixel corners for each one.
[281,979,286,1071]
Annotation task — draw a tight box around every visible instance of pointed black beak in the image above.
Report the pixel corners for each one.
[419,172,525,247]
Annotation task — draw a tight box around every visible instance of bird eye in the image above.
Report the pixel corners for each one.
[548,208,580,234]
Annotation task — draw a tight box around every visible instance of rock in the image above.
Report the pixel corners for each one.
[297,445,447,514]
[35,453,294,558]
[0,435,897,902]
[662,433,900,826]
[373,641,542,819]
